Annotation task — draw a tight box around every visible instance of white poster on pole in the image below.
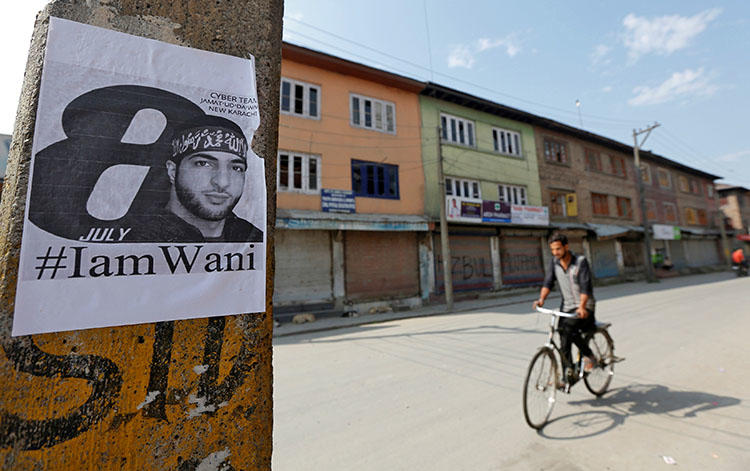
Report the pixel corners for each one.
[12,18,267,336]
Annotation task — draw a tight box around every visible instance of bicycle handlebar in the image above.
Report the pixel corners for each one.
[534,306,578,318]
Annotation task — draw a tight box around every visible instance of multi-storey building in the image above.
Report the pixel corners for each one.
[533,125,643,280]
[718,184,750,250]
[419,83,547,296]
[274,43,428,318]
[638,154,722,269]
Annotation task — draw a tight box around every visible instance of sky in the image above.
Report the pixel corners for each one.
[2,1,749,186]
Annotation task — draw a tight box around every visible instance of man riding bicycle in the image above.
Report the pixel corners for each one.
[533,232,596,383]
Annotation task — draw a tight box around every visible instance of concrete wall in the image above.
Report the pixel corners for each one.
[420,96,541,219]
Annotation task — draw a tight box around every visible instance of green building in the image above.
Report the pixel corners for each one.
[419,83,549,296]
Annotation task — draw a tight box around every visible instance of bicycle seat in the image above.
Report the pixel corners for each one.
[595,321,611,329]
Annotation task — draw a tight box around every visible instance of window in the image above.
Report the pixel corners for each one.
[280,77,320,119]
[445,177,481,199]
[684,207,698,225]
[657,168,672,189]
[690,179,701,195]
[585,149,603,172]
[498,184,527,205]
[706,183,714,198]
[350,94,396,134]
[351,159,399,199]
[440,113,475,147]
[610,155,626,178]
[645,199,657,221]
[663,202,678,223]
[616,196,633,219]
[697,209,708,225]
[550,190,577,217]
[543,138,568,164]
[678,175,690,193]
[640,163,652,185]
[492,127,522,157]
[278,151,321,193]
[591,192,609,216]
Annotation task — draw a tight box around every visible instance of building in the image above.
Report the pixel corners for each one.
[419,83,548,297]
[533,123,643,280]
[639,154,723,270]
[718,184,750,250]
[273,43,428,319]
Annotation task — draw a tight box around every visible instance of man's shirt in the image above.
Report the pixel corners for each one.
[543,252,595,312]
[732,249,746,264]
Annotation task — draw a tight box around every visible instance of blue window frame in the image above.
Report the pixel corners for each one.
[351,159,399,199]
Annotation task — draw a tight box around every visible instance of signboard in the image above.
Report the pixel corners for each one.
[511,205,549,226]
[446,196,482,222]
[653,224,681,240]
[321,188,355,213]
[12,18,267,335]
[481,200,511,223]
[737,234,750,242]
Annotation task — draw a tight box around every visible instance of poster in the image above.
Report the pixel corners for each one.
[653,224,681,240]
[12,18,267,336]
[511,205,549,226]
[481,200,511,223]
[446,196,482,222]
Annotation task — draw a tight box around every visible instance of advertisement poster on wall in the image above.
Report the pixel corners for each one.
[446,196,482,222]
[653,224,681,240]
[511,205,549,226]
[12,18,267,335]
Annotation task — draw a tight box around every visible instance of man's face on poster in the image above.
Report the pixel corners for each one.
[167,150,247,221]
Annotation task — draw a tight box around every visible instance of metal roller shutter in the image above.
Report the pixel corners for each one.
[591,240,619,278]
[273,230,333,305]
[345,231,419,300]
[685,239,720,267]
[434,233,493,292]
[500,236,544,285]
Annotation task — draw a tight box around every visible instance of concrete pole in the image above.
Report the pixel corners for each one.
[713,186,731,266]
[0,1,281,469]
[436,126,454,311]
[633,124,659,282]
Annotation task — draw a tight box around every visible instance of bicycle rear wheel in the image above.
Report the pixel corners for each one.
[523,347,558,429]
[584,329,614,396]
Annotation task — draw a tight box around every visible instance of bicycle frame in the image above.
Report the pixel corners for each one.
[537,307,586,390]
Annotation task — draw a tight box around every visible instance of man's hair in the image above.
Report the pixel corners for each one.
[548,231,568,246]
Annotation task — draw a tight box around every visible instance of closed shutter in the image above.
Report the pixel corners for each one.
[273,230,333,305]
[621,241,645,274]
[685,239,720,267]
[500,236,544,285]
[591,240,619,278]
[434,234,493,292]
[345,231,419,300]
[668,240,687,269]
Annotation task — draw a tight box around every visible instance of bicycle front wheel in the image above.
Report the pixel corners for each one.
[523,347,558,429]
[584,329,615,396]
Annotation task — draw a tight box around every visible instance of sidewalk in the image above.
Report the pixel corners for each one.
[272,270,734,338]
[273,288,561,338]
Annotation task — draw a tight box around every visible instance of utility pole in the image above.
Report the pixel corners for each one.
[436,126,454,311]
[633,123,660,283]
[714,187,731,265]
[0,1,280,468]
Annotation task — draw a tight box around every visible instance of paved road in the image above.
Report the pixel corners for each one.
[273,273,750,470]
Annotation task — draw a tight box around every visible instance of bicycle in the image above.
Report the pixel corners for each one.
[522,306,620,429]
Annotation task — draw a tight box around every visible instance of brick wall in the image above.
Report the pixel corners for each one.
[533,127,642,225]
